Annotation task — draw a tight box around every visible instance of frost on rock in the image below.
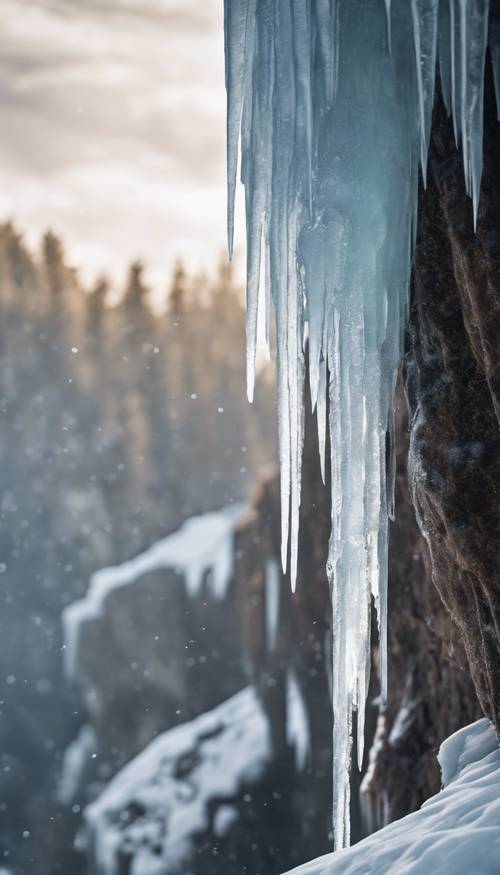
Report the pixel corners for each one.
[282,719,500,875]
[62,504,244,682]
[224,0,495,849]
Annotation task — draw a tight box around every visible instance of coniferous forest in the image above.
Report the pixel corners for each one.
[0,223,276,873]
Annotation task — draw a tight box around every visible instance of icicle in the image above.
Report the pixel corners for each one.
[441,0,489,225]
[316,360,327,485]
[490,19,500,121]
[384,0,393,54]
[316,0,337,106]
[224,0,256,260]
[411,0,439,183]
[450,0,460,145]
[460,0,489,227]
[438,0,452,115]
[225,0,495,852]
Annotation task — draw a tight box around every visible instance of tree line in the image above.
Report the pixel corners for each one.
[0,221,275,873]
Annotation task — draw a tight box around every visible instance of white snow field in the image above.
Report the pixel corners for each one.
[283,718,500,875]
[62,503,244,680]
[225,0,499,846]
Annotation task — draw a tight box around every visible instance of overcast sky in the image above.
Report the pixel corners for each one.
[0,0,240,294]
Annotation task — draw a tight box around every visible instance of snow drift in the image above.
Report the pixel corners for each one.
[283,718,500,874]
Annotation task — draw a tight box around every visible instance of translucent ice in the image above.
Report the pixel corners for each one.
[225,0,493,849]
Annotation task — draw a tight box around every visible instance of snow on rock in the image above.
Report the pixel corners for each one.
[62,504,244,681]
[437,716,499,788]
[282,718,500,874]
[82,687,272,875]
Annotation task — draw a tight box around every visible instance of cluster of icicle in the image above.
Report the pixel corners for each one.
[225,0,498,851]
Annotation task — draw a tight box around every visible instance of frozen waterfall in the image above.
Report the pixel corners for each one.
[224,0,494,850]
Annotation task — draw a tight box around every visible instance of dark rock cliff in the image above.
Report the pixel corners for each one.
[406,52,500,736]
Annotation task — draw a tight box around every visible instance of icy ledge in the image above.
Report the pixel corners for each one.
[283,719,500,875]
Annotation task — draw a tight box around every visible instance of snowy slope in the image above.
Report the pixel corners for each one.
[82,686,271,875]
[62,504,244,679]
[283,719,500,875]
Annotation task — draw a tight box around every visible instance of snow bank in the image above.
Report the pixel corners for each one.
[62,504,244,679]
[283,718,500,874]
[83,686,271,875]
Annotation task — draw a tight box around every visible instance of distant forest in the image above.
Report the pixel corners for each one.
[0,222,275,868]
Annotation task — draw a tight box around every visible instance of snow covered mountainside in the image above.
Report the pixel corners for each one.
[81,681,312,875]
[59,505,249,800]
[82,687,272,875]
[63,504,244,681]
[283,719,500,875]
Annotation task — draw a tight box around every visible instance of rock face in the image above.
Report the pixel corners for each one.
[406,55,500,736]
[360,389,481,830]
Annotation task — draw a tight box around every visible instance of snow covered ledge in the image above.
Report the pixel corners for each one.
[283,719,500,875]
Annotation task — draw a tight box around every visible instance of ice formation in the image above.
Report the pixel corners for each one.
[283,719,500,874]
[225,0,495,849]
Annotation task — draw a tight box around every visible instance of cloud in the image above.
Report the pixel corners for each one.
[36,0,217,31]
[0,0,236,293]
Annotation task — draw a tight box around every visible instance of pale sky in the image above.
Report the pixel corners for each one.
[0,0,242,294]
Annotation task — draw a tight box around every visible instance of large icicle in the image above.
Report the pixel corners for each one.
[224,0,493,851]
